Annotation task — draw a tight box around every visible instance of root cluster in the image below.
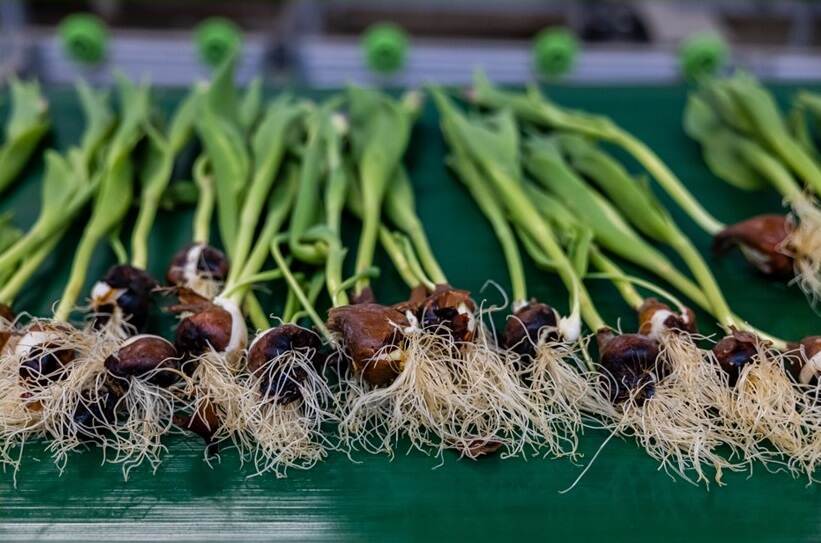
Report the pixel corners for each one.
[597,333,747,485]
[786,196,821,305]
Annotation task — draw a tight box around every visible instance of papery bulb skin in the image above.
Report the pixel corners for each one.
[174,304,234,360]
[327,303,409,387]
[247,325,321,404]
[597,329,661,405]
[166,243,229,299]
[16,325,75,385]
[105,334,180,387]
[92,264,158,332]
[502,301,560,358]
[713,215,793,278]
[418,284,477,343]
[637,298,697,340]
[713,330,760,387]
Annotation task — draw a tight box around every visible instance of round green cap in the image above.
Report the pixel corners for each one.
[680,33,728,80]
[362,23,408,74]
[58,13,108,65]
[195,17,242,68]
[533,27,578,79]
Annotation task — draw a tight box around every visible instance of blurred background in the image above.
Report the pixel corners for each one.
[2,0,821,87]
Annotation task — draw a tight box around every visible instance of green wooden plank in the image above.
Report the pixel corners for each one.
[0,84,819,542]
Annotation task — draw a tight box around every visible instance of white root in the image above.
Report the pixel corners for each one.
[238,349,336,478]
[0,318,101,474]
[785,196,821,305]
[720,341,813,478]
[337,317,589,461]
[179,349,253,458]
[509,334,600,460]
[102,372,190,479]
[597,333,745,486]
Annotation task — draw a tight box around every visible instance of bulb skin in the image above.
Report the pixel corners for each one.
[713,330,760,387]
[247,325,321,404]
[328,303,409,387]
[502,301,560,358]
[597,329,661,405]
[105,335,180,387]
[713,215,793,278]
[93,265,157,332]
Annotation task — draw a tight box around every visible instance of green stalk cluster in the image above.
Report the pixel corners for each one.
[0,83,113,311]
[685,75,815,202]
[470,71,725,236]
[432,86,603,347]
[55,77,151,321]
[0,79,50,195]
[347,88,419,296]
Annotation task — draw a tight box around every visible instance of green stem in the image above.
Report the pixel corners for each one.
[769,133,821,196]
[588,246,644,310]
[228,165,299,297]
[379,227,425,291]
[0,233,62,305]
[271,235,332,340]
[244,292,270,331]
[290,272,326,324]
[192,157,215,245]
[736,139,804,202]
[457,179,529,304]
[405,224,447,285]
[400,234,436,291]
[221,269,285,299]
[488,162,606,335]
[668,228,734,329]
[354,205,380,295]
[282,274,302,324]
[612,129,725,236]
[130,193,160,269]
[54,233,99,322]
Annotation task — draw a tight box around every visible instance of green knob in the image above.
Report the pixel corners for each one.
[58,13,108,65]
[362,23,408,74]
[533,27,578,79]
[680,33,728,80]
[195,17,242,68]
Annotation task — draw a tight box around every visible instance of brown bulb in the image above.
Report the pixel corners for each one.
[174,304,233,359]
[174,401,220,454]
[502,301,559,358]
[247,325,321,404]
[328,303,409,386]
[16,325,76,385]
[712,330,760,387]
[418,284,477,343]
[637,298,697,338]
[92,264,157,332]
[713,215,794,278]
[596,329,661,405]
[105,334,180,387]
[166,243,229,290]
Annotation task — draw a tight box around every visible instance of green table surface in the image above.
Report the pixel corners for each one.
[1,84,820,542]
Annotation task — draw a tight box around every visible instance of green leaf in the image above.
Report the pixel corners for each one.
[684,91,770,191]
[239,77,263,133]
[5,78,49,141]
[0,212,22,253]
[555,133,678,241]
[524,135,671,273]
[0,78,50,193]
[167,88,201,152]
[75,80,114,172]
